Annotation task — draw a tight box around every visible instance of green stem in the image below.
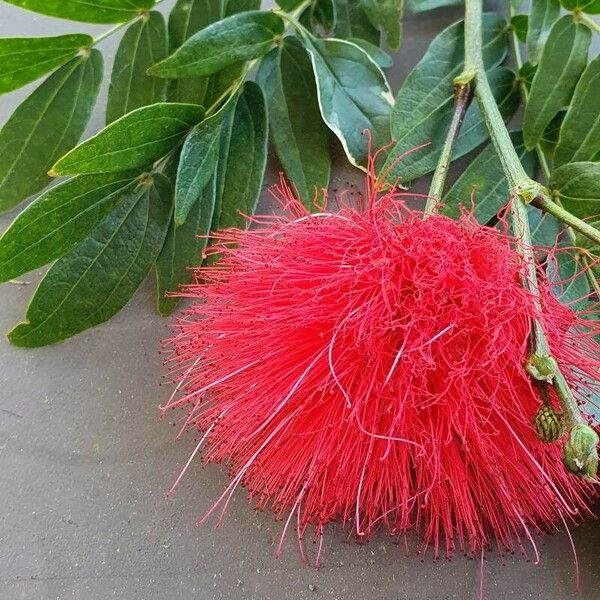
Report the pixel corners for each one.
[91,1,165,46]
[205,0,311,118]
[510,198,549,352]
[536,147,552,181]
[92,22,130,46]
[464,4,524,186]
[277,3,312,34]
[203,60,256,117]
[532,196,600,247]
[287,0,313,22]
[464,0,584,427]
[578,12,600,36]
[201,0,312,117]
[426,82,473,213]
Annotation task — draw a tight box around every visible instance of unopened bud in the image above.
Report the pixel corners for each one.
[525,354,557,383]
[533,404,565,443]
[562,424,599,482]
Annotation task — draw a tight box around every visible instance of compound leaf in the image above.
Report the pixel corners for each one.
[9,175,172,347]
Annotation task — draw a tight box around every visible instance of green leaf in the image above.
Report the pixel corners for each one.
[442,131,536,224]
[174,94,237,225]
[523,15,591,150]
[554,55,600,167]
[167,0,223,104]
[511,15,528,43]
[0,171,140,283]
[51,102,203,175]
[149,11,285,79]
[392,13,508,121]
[276,0,305,9]
[201,63,245,106]
[526,0,560,65]
[301,35,393,168]
[217,81,268,229]
[385,67,518,183]
[559,0,600,14]
[407,0,463,12]
[348,38,393,68]
[8,175,172,347]
[3,0,155,24]
[359,0,403,50]
[197,2,274,107]
[547,249,590,310]
[168,0,223,53]
[0,52,103,213]
[575,217,600,260]
[334,0,380,45]
[0,34,92,95]
[200,0,265,100]
[156,175,216,315]
[106,12,168,124]
[301,0,337,36]
[519,60,537,88]
[210,96,236,237]
[551,161,600,219]
[584,390,600,426]
[384,14,507,181]
[528,205,561,247]
[257,38,330,208]
[225,0,262,14]
[539,109,565,155]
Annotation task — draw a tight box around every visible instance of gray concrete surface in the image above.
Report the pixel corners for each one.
[1,2,600,599]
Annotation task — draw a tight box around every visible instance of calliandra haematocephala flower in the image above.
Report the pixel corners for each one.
[161,148,600,574]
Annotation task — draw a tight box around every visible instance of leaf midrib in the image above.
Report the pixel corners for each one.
[59,124,191,172]
[312,40,384,126]
[1,52,77,81]
[529,21,583,135]
[0,180,133,273]
[53,0,141,14]
[0,59,82,191]
[120,17,146,119]
[557,65,600,162]
[84,192,151,325]
[13,189,144,341]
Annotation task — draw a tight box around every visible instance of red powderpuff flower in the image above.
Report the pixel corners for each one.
[161,162,600,568]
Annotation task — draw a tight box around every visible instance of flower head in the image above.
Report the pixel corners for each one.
[162,166,600,563]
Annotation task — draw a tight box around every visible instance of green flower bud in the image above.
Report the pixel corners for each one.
[562,424,599,482]
[533,404,565,443]
[525,354,557,383]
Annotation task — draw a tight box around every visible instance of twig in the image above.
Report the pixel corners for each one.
[426,82,473,213]
[463,0,585,428]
